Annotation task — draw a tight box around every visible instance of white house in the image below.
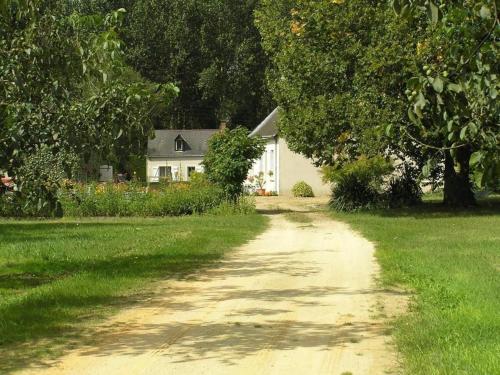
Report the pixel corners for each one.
[147,129,218,182]
[248,108,331,196]
[146,109,330,195]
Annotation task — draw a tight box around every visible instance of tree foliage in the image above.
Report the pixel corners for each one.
[202,128,265,199]
[256,0,420,166]
[74,0,274,129]
[0,0,177,214]
[391,0,499,205]
[257,0,499,207]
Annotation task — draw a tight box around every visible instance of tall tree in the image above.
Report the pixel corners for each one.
[256,0,419,165]
[392,0,499,206]
[257,0,499,207]
[125,0,273,129]
[0,0,177,214]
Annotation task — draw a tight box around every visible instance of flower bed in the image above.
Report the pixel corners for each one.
[59,182,227,217]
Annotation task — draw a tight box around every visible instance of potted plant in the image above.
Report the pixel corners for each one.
[254,172,266,196]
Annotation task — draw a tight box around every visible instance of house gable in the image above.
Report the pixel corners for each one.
[148,129,218,159]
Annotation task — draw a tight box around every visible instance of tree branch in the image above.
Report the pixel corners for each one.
[402,127,468,151]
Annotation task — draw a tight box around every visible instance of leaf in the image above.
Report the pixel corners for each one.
[432,77,444,93]
[392,0,401,14]
[385,124,392,136]
[490,87,497,99]
[479,5,491,19]
[447,83,462,93]
[427,1,439,25]
[468,122,478,136]
[459,126,467,140]
[407,77,420,89]
[469,152,483,167]
[473,170,485,187]
[447,120,454,132]
[407,107,418,124]
[115,129,123,139]
[415,105,423,119]
[401,4,411,17]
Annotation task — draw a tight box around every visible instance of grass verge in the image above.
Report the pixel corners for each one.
[0,214,268,373]
[332,196,500,374]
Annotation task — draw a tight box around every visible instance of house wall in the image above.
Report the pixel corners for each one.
[278,138,331,196]
[147,158,204,182]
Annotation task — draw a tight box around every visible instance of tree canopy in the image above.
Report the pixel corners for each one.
[73,0,274,130]
[0,0,177,214]
[257,0,499,206]
[392,0,499,205]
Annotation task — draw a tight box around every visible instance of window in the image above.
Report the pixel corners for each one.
[187,166,196,180]
[158,166,172,179]
[175,139,184,152]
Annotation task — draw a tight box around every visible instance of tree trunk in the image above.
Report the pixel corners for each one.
[443,147,476,207]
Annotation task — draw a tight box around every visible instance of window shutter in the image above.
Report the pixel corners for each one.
[172,166,179,181]
[151,167,159,182]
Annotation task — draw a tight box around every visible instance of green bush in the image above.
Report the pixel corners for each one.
[202,127,265,199]
[59,182,228,217]
[16,146,79,217]
[327,156,392,212]
[208,196,257,215]
[292,181,315,197]
[385,168,423,208]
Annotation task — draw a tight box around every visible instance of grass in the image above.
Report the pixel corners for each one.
[332,195,500,374]
[0,214,268,373]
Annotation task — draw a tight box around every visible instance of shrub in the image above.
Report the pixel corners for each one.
[385,167,423,208]
[208,196,257,215]
[189,171,209,188]
[0,193,24,217]
[59,182,228,217]
[202,127,265,199]
[15,146,79,217]
[327,156,392,212]
[292,181,314,197]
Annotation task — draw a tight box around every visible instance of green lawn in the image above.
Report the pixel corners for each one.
[333,196,500,374]
[0,214,268,373]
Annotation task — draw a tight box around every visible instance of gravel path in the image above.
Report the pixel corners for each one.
[19,200,399,375]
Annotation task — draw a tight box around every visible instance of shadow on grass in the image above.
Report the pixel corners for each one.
[0,221,165,245]
[345,196,500,219]
[0,251,223,373]
[0,215,268,374]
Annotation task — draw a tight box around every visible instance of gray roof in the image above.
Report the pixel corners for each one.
[148,129,218,158]
[250,107,279,137]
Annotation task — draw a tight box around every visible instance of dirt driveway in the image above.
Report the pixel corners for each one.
[18,197,401,375]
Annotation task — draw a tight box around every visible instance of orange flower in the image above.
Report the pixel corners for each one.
[291,21,305,36]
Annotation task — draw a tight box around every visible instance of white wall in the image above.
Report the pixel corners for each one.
[248,138,278,193]
[147,158,204,182]
[278,138,331,196]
